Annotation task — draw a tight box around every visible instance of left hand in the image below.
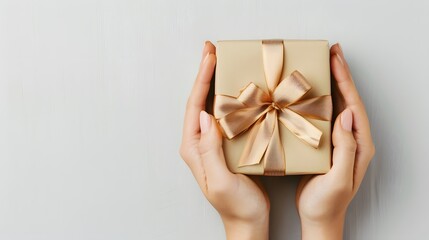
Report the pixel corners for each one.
[179,41,270,240]
[296,43,376,240]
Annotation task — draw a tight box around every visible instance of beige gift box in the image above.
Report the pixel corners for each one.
[213,40,332,175]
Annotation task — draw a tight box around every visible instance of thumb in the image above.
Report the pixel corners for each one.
[198,111,232,185]
[330,108,357,182]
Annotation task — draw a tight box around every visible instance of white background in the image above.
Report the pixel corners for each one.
[0,0,428,239]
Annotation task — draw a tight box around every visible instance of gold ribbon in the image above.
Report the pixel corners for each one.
[214,40,333,176]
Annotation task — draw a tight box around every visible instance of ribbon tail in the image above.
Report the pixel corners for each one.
[278,108,323,148]
[263,111,286,176]
[272,71,312,106]
[238,110,275,167]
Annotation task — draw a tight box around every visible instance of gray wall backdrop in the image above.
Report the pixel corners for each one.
[0,0,428,239]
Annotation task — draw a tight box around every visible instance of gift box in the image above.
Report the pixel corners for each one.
[214,40,332,176]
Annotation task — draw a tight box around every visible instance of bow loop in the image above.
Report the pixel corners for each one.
[273,71,312,107]
[237,83,271,107]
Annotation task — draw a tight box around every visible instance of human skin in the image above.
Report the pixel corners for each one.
[180,41,375,240]
[296,44,375,239]
[179,41,270,240]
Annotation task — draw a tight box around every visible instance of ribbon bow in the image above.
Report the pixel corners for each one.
[214,40,333,175]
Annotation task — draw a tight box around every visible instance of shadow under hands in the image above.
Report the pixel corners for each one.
[261,175,302,240]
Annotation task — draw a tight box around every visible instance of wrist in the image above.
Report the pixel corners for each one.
[300,213,345,240]
[222,214,269,240]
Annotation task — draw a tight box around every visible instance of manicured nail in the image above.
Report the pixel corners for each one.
[341,108,353,132]
[335,53,344,66]
[200,110,211,134]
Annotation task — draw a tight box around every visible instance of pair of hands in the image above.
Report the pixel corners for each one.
[180,41,375,240]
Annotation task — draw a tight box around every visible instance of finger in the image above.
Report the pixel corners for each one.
[330,45,370,139]
[180,42,217,192]
[352,141,376,193]
[329,108,357,189]
[330,44,370,135]
[330,44,375,167]
[331,79,346,119]
[198,111,233,192]
[330,44,362,107]
[352,152,373,194]
[185,154,209,194]
[182,43,216,142]
[330,43,353,79]
[200,41,216,65]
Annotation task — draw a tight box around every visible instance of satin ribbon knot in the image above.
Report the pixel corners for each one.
[214,40,332,175]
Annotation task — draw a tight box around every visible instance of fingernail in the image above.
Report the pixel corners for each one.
[335,53,344,66]
[341,108,353,132]
[200,110,211,134]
